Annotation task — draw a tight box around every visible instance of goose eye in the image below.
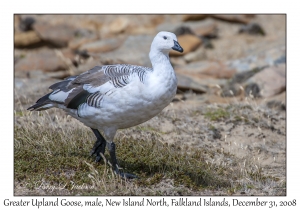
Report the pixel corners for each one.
[163,36,167,40]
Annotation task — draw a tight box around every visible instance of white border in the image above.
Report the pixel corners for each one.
[3,0,299,209]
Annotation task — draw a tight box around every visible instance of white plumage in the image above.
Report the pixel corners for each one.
[28,31,184,178]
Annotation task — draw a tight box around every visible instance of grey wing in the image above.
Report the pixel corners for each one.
[46,64,152,110]
[102,64,152,88]
[47,66,108,109]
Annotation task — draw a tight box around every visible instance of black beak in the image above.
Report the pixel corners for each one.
[172,40,184,53]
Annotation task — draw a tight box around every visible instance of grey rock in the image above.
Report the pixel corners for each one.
[245,83,260,98]
[227,45,286,73]
[157,19,217,37]
[74,59,102,75]
[99,35,153,67]
[183,47,207,63]
[266,100,286,111]
[239,23,265,36]
[68,29,98,50]
[176,71,227,94]
[174,26,194,36]
[19,16,36,32]
[245,64,286,97]
[15,48,68,72]
[175,61,236,79]
[33,22,77,47]
[274,55,286,65]
[231,67,265,84]
[79,37,124,53]
[176,72,207,93]
[221,84,242,97]
[210,14,254,24]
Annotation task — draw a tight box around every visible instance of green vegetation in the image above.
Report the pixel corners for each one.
[204,108,230,121]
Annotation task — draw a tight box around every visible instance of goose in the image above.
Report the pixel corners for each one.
[28,31,184,179]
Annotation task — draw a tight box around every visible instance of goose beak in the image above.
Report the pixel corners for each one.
[172,40,184,53]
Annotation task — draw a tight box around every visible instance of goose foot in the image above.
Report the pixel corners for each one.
[108,142,138,179]
[90,128,106,162]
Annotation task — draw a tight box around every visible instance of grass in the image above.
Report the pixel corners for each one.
[14,93,286,196]
[14,122,233,195]
[204,108,230,121]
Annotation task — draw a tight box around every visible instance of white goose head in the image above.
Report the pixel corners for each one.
[151,31,184,54]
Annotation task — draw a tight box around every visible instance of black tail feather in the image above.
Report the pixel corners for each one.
[27,92,53,111]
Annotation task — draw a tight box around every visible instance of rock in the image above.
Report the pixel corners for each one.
[46,71,71,79]
[176,70,227,93]
[14,15,21,33]
[244,83,260,98]
[209,126,222,139]
[99,35,153,67]
[183,47,207,63]
[108,17,129,34]
[156,23,181,34]
[74,59,103,75]
[14,31,41,47]
[221,84,242,97]
[14,49,26,64]
[33,22,77,47]
[74,49,90,59]
[227,45,285,73]
[79,37,124,53]
[245,64,285,97]
[174,26,194,36]
[239,23,265,36]
[19,16,36,32]
[184,19,217,37]
[274,55,286,65]
[14,69,45,79]
[15,48,68,72]
[157,19,217,37]
[68,29,98,50]
[223,67,265,98]
[128,27,156,35]
[60,48,77,64]
[176,72,207,93]
[170,57,186,66]
[14,76,60,103]
[182,14,208,21]
[170,34,202,56]
[228,56,258,73]
[175,61,236,79]
[210,14,254,24]
[264,91,286,110]
[231,67,265,83]
[15,69,70,80]
[266,100,286,111]
[101,15,163,38]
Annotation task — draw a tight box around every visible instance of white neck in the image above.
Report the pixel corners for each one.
[149,48,172,71]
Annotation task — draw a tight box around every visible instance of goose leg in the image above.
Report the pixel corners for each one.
[90,128,106,162]
[108,142,138,179]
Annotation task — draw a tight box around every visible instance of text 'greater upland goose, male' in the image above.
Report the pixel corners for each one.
[28,31,184,179]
